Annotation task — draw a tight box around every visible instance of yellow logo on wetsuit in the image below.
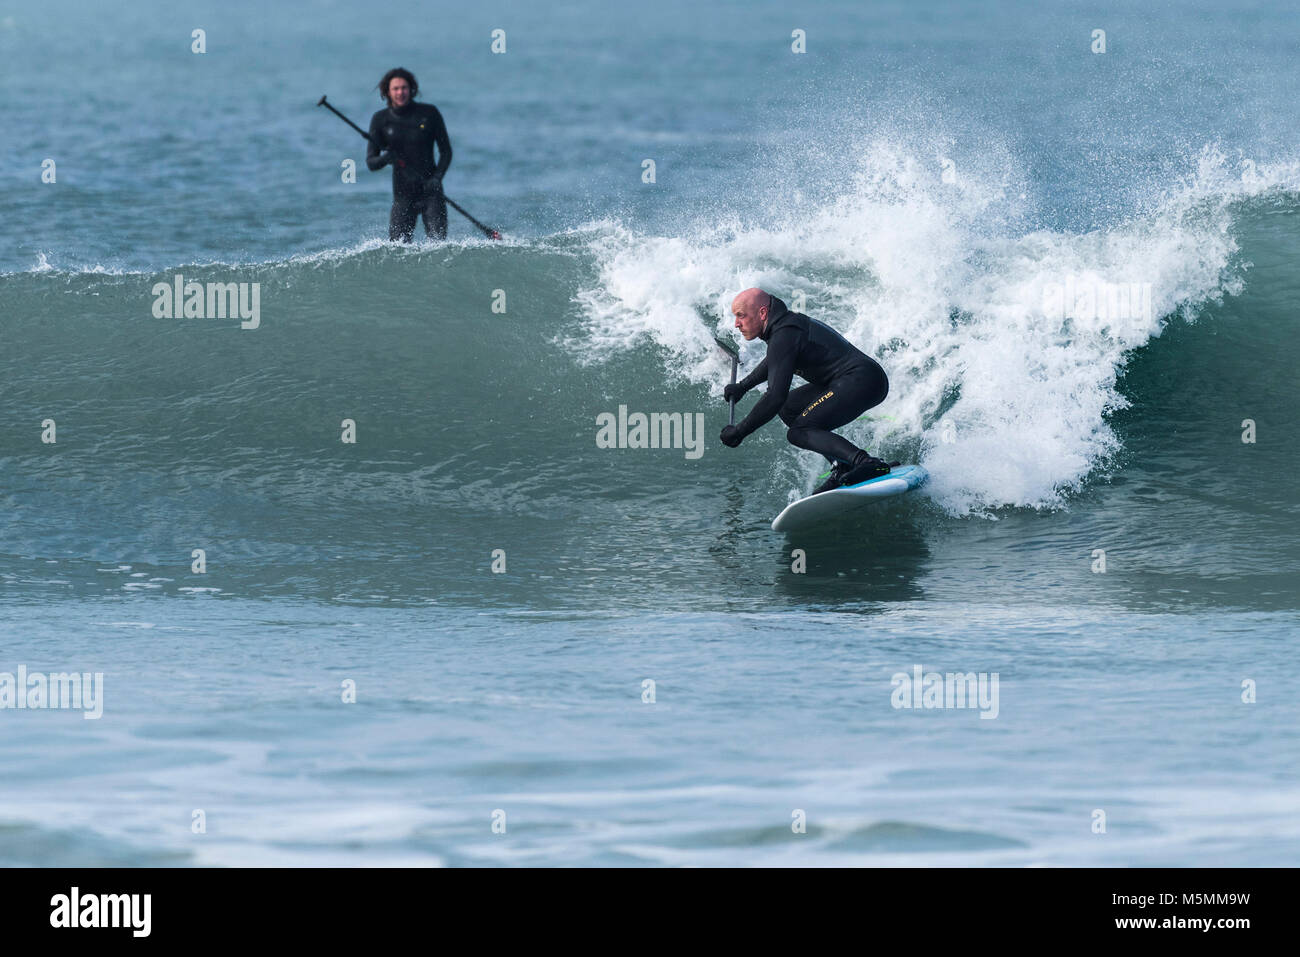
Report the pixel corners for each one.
[800,390,835,417]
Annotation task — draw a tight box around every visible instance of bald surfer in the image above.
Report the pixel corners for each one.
[366,67,452,241]
[720,288,895,494]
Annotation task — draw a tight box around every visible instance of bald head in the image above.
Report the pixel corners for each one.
[731,287,772,341]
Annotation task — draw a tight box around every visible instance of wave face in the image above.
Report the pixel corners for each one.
[2,147,1298,611]
[578,147,1300,511]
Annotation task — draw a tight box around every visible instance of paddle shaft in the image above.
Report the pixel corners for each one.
[710,335,741,428]
[444,196,499,238]
[728,355,738,426]
[316,95,501,239]
[318,96,369,140]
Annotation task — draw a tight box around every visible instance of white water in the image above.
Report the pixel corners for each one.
[576,144,1299,514]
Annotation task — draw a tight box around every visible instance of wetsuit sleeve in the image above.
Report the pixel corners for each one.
[431,107,452,177]
[733,328,799,439]
[366,113,389,171]
[736,358,768,393]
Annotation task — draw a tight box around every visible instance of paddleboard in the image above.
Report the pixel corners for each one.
[771,465,928,532]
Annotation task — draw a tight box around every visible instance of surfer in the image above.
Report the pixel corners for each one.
[720,288,894,494]
[366,68,453,242]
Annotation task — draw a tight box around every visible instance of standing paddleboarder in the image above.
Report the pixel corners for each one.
[720,288,896,494]
[366,68,452,242]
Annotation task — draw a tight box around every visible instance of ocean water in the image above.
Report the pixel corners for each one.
[1,0,1298,866]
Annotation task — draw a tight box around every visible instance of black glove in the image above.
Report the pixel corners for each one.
[424,172,444,193]
[720,425,742,448]
[723,382,746,404]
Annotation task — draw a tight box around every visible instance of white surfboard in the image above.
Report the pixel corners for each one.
[771,465,929,532]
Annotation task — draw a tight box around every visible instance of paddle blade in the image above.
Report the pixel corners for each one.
[712,335,739,361]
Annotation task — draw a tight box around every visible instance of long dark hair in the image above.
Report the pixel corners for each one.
[377,67,419,103]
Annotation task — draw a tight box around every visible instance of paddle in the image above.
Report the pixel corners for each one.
[713,336,740,425]
[317,95,502,240]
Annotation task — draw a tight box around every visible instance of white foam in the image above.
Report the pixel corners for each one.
[6,231,528,277]
[576,143,1299,514]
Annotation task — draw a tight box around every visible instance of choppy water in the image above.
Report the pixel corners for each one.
[1,0,1298,865]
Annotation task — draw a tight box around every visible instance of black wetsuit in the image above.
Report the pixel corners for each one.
[366,102,452,241]
[730,296,888,465]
